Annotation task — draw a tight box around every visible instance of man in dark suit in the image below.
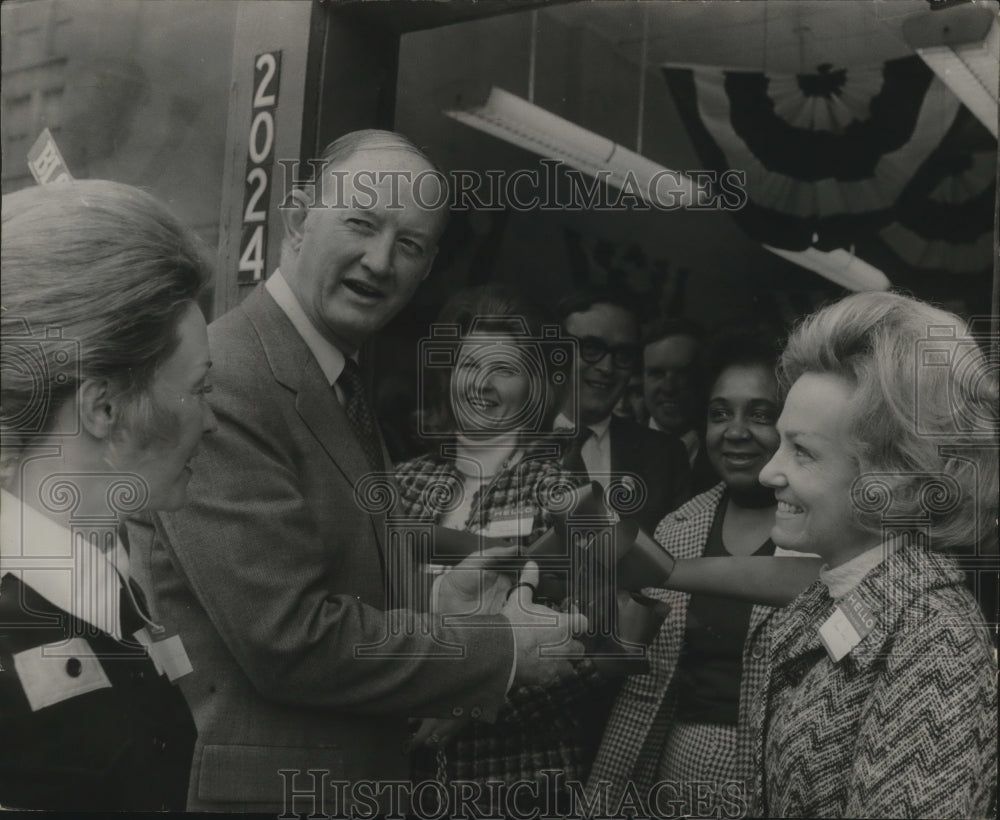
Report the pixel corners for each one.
[642,317,719,495]
[127,131,582,814]
[555,291,691,534]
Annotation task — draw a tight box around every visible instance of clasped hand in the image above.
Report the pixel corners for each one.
[419,550,587,749]
[432,545,587,690]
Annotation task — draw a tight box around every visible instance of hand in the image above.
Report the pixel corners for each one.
[503,560,588,688]
[411,717,469,749]
[433,543,518,616]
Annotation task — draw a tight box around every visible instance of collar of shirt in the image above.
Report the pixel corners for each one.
[648,419,700,466]
[681,429,700,464]
[0,488,129,639]
[819,541,898,599]
[266,269,346,387]
[775,542,959,675]
[554,412,612,444]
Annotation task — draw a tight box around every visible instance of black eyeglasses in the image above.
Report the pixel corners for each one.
[571,335,641,370]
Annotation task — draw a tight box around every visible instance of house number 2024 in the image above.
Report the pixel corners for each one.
[238,51,282,283]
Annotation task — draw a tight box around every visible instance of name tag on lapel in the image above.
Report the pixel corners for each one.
[13,638,112,711]
[135,627,193,682]
[818,590,876,662]
[475,506,536,540]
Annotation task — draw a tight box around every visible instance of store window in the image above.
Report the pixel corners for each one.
[1,0,239,317]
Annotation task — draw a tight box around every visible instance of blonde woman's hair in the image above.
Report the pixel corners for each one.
[779,291,997,549]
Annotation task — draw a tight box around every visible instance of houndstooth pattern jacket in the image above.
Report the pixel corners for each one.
[751,545,998,819]
[585,484,777,816]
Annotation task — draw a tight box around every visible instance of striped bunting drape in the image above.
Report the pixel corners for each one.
[662,56,996,280]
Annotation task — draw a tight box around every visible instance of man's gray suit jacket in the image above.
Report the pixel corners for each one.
[128,286,513,812]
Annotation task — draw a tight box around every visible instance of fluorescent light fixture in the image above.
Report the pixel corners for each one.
[445,87,696,206]
[447,87,891,290]
[903,4,999,138]
[763,245,891,292]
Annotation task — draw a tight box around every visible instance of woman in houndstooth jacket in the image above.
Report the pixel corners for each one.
[586,326,792,817]
[395,283,611,816]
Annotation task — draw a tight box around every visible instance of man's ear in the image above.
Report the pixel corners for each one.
[280,188,312,253]
[77,378,120,440]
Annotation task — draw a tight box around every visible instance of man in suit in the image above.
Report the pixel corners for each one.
[127,130,582,814]
[642,318,718,495]
[556,290,691,534]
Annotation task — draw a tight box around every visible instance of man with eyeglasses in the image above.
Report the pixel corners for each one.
[555,290,691,533]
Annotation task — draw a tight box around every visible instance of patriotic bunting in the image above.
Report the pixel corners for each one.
[663,56,996,280]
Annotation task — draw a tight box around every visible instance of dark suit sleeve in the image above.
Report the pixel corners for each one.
[630,427,691,533]
[144,325,513,721]
[657,432,692,517]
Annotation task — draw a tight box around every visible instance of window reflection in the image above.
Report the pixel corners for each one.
[1,0,238,316]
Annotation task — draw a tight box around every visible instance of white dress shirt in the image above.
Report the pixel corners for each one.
[267,271,517,687]
[649,418,700,468]
[1,488,129,640]
[555,412,612,479]
[266,269,348,398]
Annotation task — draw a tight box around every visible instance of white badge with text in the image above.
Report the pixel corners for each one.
[476,504,537,540]
[818,590,876,662]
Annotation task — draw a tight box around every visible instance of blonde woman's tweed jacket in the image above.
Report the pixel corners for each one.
[750,544,997,819]
[585,484,776,816]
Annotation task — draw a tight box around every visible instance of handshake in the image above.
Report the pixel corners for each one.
[429,482,677,689]
[434,548,585,688]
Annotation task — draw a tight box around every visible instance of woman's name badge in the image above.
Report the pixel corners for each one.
[477,507,536,540]
[134,627,193,682]
[818,590,876,662]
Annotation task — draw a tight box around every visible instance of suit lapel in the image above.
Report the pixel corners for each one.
[654,487,724,627]
[240,286,388,555]
[608,416,631,476]
[293,361,373,486]
[747,600,776,641]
